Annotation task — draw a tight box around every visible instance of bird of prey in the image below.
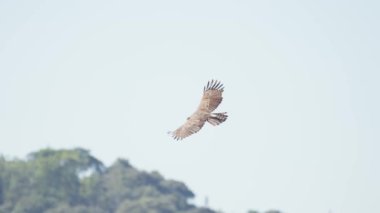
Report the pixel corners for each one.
[169,80,228,140]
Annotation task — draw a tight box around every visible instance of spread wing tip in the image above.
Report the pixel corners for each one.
[168,131,183,141]
[204,79,224,92]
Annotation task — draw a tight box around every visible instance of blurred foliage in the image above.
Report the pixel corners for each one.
[247,210,282,213]
[0,148,217,213]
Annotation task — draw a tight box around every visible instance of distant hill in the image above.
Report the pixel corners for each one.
[0,148,217,213]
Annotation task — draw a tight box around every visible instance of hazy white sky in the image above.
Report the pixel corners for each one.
[1,1,379,213]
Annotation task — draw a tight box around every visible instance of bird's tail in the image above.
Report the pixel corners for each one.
[207,112,228,126]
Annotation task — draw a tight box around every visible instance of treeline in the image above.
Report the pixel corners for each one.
[0,148,216,213]
[0,148,283,213]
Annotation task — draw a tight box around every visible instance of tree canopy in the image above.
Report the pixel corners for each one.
[0,148,215,213]
[0,148,283,213]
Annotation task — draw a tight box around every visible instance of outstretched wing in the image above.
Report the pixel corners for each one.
[197,80,224,113]
[169,115,206,140]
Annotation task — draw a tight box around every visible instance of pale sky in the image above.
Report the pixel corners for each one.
[0,1,379,213]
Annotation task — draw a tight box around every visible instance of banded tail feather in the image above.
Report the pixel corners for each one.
[207,112,228,126]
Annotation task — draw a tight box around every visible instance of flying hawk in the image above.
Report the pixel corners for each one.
[169,80,228,140]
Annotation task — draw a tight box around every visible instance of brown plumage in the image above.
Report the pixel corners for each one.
[169,80,228,140]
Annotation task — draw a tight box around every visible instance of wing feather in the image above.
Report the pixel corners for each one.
[198,80,224,112]
[170,114,207,140]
